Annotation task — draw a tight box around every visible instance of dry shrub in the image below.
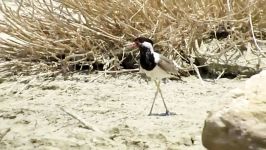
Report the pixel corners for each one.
[0,0,265,75]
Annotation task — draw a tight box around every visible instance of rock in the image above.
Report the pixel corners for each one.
[202,70,266,150]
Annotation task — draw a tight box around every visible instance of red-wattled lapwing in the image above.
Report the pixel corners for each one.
[128,37,187,116]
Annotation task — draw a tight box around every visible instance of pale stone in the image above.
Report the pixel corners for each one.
[202,70,266,150]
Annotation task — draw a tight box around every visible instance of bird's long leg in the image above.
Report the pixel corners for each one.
[157,81,170,115]
[149,80,159,115]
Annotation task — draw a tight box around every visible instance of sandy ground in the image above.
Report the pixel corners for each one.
[0,1,260,150]
[0,72,246,150]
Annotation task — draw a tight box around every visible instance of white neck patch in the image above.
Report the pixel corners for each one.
[142,41,154,52]
[141,41,160,63]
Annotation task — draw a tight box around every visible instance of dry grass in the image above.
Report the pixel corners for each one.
[0,0,265,75]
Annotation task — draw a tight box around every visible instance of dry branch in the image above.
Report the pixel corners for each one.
[0,128,11,142]
[59,106,102,133]
[98,69,139,74]
[0,0,265,76]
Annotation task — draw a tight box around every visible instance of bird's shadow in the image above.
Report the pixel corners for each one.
[148,112,177,116]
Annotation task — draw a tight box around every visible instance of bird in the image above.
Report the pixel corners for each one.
[128,37,188,116]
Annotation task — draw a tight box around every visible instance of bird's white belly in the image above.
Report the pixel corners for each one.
[140,66,172,80]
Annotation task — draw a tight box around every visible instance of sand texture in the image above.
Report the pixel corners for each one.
[0,73,246,150]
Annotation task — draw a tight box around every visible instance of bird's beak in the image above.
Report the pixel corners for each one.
[124,42,137,49]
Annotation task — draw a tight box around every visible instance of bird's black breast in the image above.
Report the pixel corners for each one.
[139,46,156,71]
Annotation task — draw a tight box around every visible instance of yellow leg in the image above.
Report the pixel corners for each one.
[157,81,169,115]
[149,81,169,115]
[149,80,159,115]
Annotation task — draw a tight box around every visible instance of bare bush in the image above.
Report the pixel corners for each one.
[0,0,265,75]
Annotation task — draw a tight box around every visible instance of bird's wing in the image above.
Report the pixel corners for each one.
[157,54,189,77]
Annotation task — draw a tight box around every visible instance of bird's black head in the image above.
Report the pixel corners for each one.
[133,37,156,71]
[133,37,154,47]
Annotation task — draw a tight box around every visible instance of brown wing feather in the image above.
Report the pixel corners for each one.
[157,55,189,78]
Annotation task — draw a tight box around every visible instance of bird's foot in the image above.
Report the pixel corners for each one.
[148,110,175,116]
[165,110,170,116]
